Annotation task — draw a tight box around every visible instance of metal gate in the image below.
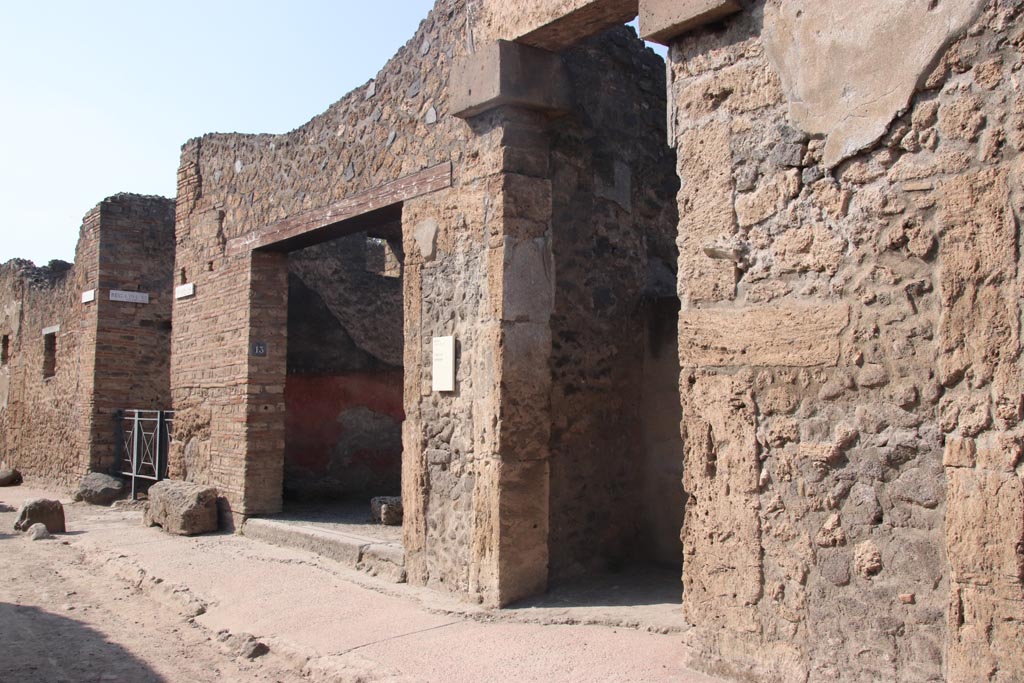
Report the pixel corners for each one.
[117,410,174,499]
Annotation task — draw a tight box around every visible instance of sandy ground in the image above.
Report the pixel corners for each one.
[0,484,725,683]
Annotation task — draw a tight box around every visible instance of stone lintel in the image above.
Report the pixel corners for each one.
[450,41,572,120]
[639,0,742,45]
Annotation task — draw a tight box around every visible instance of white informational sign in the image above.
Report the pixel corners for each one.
[81,289,97,303]
[175,283,196,300]
[432,336,456,393]
[110,290,150,304]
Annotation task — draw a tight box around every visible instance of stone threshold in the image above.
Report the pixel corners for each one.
[241,517,406,583]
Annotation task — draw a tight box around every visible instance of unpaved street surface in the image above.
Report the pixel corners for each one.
[0,497,303,683]
[1,485,724,683]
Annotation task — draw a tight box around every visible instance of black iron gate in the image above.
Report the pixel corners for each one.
[117,409,174,499]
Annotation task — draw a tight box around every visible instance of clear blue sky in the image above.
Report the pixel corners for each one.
[0,1,436,265]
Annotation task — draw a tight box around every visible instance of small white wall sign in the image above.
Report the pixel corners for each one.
[175,283,196,300]
[432,336,456,393]
[81,289,97,303]
[110,290,150,304]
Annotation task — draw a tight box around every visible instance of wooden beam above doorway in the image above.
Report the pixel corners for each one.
[226,162,453,256]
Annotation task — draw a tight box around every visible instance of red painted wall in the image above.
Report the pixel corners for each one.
[284,370,404,499]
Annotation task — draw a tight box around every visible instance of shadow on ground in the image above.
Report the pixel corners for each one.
[0,602,167,683]
[508,564,683,610]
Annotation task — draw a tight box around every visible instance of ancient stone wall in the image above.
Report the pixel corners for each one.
[0,256,91,487]
[169,0,495,543]
[545,27,681,580]
[0,195,175,489]
[665,2,1023,681]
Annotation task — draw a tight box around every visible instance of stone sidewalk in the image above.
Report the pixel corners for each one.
[2,485,724,683]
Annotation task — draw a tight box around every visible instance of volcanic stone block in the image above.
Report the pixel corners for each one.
[371,496,403,526]
[450,40,572,119]
[76,472,125,506]
[640,0,741,44]
[0,468,22,486]
[14,499,66,533]
[144,481,219,536]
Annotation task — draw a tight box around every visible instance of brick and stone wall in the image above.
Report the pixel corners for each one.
[169,0,494,543]
[0,194,175,488]
[0,257,90,487]
[167,1,1023,680]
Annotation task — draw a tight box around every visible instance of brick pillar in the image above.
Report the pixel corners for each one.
[241,249,289,515]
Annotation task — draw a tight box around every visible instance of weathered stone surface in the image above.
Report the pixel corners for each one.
[0,468,22,486]
[76,472,125,506]
[677,122,738,305]
[664,3,1016,680]
[450,40,572,119]
[639,0,741,45]
[14,499,65,534]
[0,195,175,489]
[25,522,51,541]
[854,540,883,578]
[764,0,986,167]
[4,2,1021,682]
[144,481,218,536]
[678,304,849,368]
[371,496,404,526]
[473,0,637,51]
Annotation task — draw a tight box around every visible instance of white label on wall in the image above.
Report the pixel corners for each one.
[42,325,60,336]
[110,290,150,304]
[432,336,456,393]
[81,289,97,304]
[175,283,196,300]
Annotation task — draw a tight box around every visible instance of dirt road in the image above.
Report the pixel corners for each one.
[0,485,723,683]
[0,511,302,682]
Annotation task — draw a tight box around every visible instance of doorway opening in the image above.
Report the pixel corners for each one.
[273,213,405,538]
[539,23,684,615]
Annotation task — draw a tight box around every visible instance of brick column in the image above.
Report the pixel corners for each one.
[241,249,289,515]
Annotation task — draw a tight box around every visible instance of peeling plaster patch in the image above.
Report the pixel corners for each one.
[764,0,985,168]
[414,219,439,261]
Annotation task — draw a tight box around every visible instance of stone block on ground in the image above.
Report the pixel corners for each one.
[143,481,219,536]
[76,472,125,506]
[0,468,23,487]
[26,523,52,540]
[371,496,403,526]
[14,499,66,533]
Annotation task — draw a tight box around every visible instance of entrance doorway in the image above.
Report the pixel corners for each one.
[540,24,684,612]
[283,230,404,509]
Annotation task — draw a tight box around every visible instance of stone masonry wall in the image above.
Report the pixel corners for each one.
[667,2,1023,682]
[0,195,175,489]
[169,0,497,540]
[545,26,681,581]
[0,256,92,487]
